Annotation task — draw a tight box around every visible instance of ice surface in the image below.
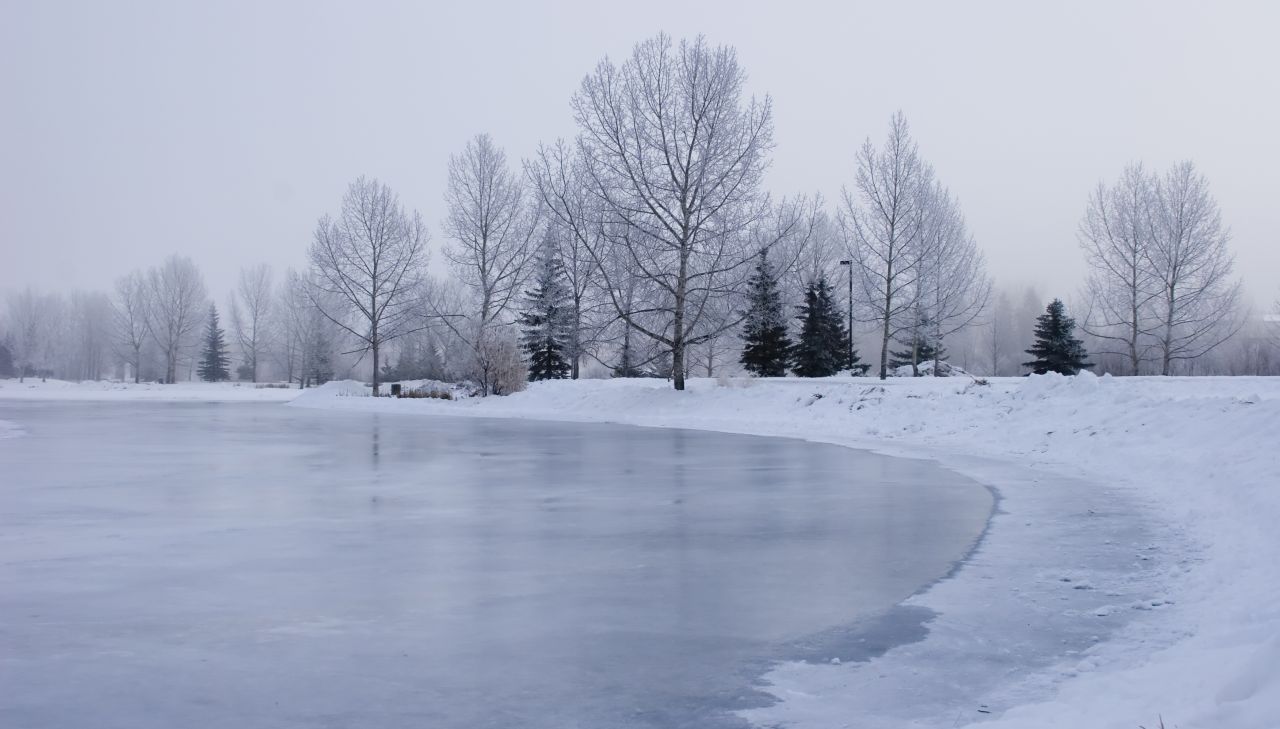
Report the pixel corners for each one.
[289,375,1280,728]
[0,401,992,729]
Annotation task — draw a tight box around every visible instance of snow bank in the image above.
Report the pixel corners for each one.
[292,373,1280,729]
[0,378,302,402]
[291,379,474,405]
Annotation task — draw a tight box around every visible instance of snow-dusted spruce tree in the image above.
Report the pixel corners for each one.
[1024,299,1092,375]
[571,33,774,391]
[791,277,849,378]
[890,313,946,373]
[229,264,273,382]
[840,112,935,380]
[145,255,207,383]
[111,271,150,383]
[1079,163,1160,375]
[308,177,429,396]
[197,304,230,382]
[0,338,13,377]
[739,250,791,377]
[4,287,64,382]
[517,243,573,381]
[1147,162,1242,375]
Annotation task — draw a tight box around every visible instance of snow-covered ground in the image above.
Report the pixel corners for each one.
[288,374,1280,729]
[0,378,301,402]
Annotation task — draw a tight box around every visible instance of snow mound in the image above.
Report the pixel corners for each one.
[0,418,24,439]
[290,379,475,409]
[889,360,969,377]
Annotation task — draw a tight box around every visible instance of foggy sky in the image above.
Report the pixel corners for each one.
[3,1,1278,308]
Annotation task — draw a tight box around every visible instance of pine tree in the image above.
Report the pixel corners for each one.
[791,277,850,377]
[1023,299,1093,375]
[613,323,642,377]
[197,304,231,382]
[890,315,947,375]
[518,250,573,381]
[739,251,792,376]
[307,328,333,386]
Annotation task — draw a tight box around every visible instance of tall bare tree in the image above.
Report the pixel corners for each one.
[145,255,208,383]
[526,140,610,378]
[111,270,150,382]
[571,33,774,390]
[228,264,273,382]
[67,291,112,381]
[912,181,991,375]
[277,268,339,388]
[1078,163,1160,375]
[4,288,63,382]
[308,177,429,395]
[1147,162,1242,374]
[840,112,934,379]
[444,133,538,328]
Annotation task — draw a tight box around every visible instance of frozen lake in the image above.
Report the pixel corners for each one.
[0,401,993,729]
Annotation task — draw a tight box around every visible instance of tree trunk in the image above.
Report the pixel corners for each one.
[571,300,582,380]
[878,260,893,380]
[672,249,688,391]
[1160,285,1175,376]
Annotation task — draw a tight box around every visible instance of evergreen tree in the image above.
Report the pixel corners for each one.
[791,277,850,377]
[0,340,14,378]
[613,324,642,377]
[739,251,792,376]
[890,315,947,374]
[197,304,231,382]
[306,328,333,387]
[518,250,573,381]
[1023,299,1093,375]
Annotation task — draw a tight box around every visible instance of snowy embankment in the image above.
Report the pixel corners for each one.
[292,374,1280,729]
[0,378,302,402]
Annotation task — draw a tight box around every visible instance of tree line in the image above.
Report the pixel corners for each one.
[3,33,1277,388]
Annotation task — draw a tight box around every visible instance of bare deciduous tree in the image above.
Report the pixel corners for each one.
[5,288,63,382]
[111,270,150,383]
[277,269,339,388]
[308,177,429,395]
[840,112,934,379]
[145,255,208,383]
[526,140,611,378]
[1079,162,1242,375]
[572,33,774,390]
[1147,162,1242,374]
[67,291,112,381]
[229,264,273,382]
[912,181,991,375]
[1079,163,1160,375]
[444,133,538,328]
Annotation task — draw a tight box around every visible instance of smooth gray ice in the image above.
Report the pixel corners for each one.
[0,402,993,729]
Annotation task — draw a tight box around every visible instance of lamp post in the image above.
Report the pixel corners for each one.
[838,259,853,373]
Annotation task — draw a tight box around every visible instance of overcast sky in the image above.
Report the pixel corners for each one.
[3,0,1277,308]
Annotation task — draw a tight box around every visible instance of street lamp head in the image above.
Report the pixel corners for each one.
[838,260,852,265]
